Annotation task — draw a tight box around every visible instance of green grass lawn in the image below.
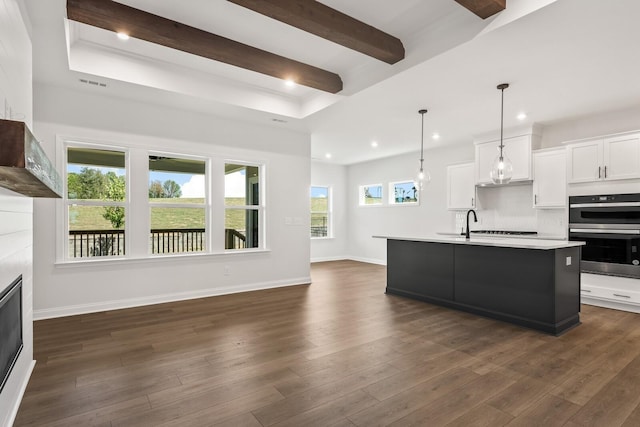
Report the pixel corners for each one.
[70,198,251,231]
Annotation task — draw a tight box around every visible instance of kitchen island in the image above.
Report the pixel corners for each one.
[375,235,585,335]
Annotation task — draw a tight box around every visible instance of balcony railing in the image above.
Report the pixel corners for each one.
[68,228,246,258]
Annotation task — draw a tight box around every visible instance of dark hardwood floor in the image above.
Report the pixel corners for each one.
[15,260,640,426]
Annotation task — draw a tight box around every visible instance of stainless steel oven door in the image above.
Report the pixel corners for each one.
[569,226,640,278]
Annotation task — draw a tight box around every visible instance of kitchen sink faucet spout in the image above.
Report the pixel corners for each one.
[466,209,477,239]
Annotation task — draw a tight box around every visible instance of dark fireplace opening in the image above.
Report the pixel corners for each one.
[0,275,23,393]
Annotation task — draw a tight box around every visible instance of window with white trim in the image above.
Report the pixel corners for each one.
[65,145,128,259]
[224,163,262,250]
[310,186,331,238]
[389,180,419,205]
[148,155,208,254]
[358,184,383,206]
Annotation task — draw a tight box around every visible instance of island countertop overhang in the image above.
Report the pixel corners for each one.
[373,235,585,250]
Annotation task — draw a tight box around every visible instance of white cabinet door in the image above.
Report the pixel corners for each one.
[533,150,566,208]
[604,134,640,180]
[567,140,602,183]
[475,135,532,184]
[447,163,475,210]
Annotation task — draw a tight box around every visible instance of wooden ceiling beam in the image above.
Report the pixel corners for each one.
[66,0,343,93]
[227,0,405,64]
[453,0,506,19]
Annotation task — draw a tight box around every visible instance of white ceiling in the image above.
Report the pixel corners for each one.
[23,0,640,165]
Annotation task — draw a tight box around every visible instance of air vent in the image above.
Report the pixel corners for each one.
[79,78,107,88]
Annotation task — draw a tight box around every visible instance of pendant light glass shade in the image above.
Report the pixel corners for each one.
[490,150,513,184]
[490,83,513,185]
[416,109,431,190]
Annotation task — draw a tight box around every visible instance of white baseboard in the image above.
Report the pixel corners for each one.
[5,360,35,427]
[310,256,349,263]
[310,256,387,266]
[33,277,311,320]
[346,256,387,266]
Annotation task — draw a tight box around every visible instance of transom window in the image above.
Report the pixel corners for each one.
[359,184,383,206]
[389,180,419,205]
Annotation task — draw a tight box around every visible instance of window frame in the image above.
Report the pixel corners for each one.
[62,141,130,261]
[147,151,210,256]
[310,185,332,239]
[358,183,384,207]
[223,160,266,251]
[388,180,420,206]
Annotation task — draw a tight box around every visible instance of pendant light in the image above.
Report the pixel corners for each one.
[490,83,513,185]
[416,109,431,190]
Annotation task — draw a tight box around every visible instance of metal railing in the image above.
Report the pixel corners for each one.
[68,228,247,257]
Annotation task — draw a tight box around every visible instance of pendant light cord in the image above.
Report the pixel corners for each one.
[497,83,509,160]
[419,109,427,169]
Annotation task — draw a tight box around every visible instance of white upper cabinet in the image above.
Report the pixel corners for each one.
[475,134,540,185]
[604,134,640,180]
[532,149,566,208]
[567,133,640,183]
[447,163,475,210]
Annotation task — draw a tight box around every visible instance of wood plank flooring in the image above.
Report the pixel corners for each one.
[15,260,640,426]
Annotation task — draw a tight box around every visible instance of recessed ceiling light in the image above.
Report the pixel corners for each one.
[284,79,296,88]
[517,112,527,120]
[371,141,378,148]
[117,32,130,41]
[325,153,332,159]
[432,133,440,140]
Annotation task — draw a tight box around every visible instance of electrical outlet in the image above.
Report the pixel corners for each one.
[224,265,230,276]
[566,256,572,266]
[285,217,292,225]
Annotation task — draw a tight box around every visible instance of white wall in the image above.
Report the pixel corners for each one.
[32,84,311,319]
[346,144,474,264]
[310,160,348,262]
[0,1,35,425]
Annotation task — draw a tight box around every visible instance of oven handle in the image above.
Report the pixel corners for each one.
[569,202,640,208]
[570,228,640,234]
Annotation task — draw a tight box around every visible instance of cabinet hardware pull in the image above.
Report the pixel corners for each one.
[604,166,607,178]
[471,197,474,206]
[613,293,631,298]
[534,195,537,205]
[598,166,601,178]
[581,289,591,293]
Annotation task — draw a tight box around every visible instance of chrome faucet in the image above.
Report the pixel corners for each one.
[465,209,477,239]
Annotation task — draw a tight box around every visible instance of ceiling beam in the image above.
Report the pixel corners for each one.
[227,0,404,64]
[453,0,506,19]
[66,0,343,93]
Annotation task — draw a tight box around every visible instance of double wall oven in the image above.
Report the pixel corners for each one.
[569,193,640,279]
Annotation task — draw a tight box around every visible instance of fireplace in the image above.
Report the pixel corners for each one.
[0,275,22,393]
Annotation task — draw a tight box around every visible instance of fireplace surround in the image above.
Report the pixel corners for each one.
[0,275,23,394]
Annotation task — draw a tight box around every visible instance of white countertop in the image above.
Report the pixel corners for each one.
[373,234,585,250]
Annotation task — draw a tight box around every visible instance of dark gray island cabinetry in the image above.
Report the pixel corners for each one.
[378,236,585,335]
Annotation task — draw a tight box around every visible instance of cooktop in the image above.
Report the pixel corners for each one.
[470,230,538,236]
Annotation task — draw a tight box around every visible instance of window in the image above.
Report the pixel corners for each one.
[389,181,419,205]
[225,163,262,250]
[149,155,207,254]
[66,145,127,258]
[310,186,331,238]
[359,184,383,206]
[60,139,266,261]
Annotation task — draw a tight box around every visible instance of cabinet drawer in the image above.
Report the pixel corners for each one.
[581,285,640,304]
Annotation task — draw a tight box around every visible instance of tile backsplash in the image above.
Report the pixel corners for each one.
[453,184,567,238]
